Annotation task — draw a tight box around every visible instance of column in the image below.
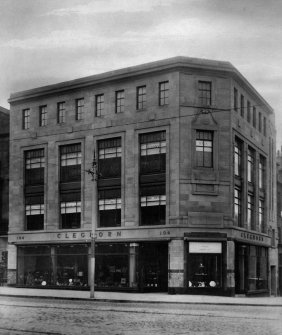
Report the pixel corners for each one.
[129,243,138,288]
[227,240,235,295]
[168,239,184,293]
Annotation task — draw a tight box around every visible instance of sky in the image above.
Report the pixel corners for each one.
[0,0,281,146]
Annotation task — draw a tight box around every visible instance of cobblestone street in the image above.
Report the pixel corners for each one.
[0,296,282,335]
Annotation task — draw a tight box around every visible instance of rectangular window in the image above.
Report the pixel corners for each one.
[263,116,266,136]
[75,98,84,120]
[95,94,104,117]
[98,137,121,178]
[57,102,65,124]
[258,112,262,132]
[140,184,166,226]
[23,109,30,129]
[234,88,238,112]
[60,144,81,182]
[137,85,146,110]
[99,189,121,227]
[234,188,242,227]
[234,137,242,177]
[60,192,81,229]
[115,90,125,113]
[159,81,169,106]
[253,107,256,128]
[26,195,44,231]
[247,147,255,183]
[259,155,266,189]
[247,194,254,230]
[140,131,166,174]
[39,106,47,127]
[25,149,45,186]
[259,199,264,232]
[247,101,251,123]
[199,81,212,106]
[240,94,244,117]
[196,130,213,168]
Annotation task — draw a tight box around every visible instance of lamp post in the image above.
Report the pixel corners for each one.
[86,150,99,299]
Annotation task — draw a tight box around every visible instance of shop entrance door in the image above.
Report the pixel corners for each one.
[235,245,248,294]
[139,242,168,292]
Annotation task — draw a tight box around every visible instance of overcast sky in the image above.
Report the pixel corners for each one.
[0,0,281,146]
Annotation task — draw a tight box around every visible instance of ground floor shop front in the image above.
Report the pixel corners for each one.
[8,228,274,296]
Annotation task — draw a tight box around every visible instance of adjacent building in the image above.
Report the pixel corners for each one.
[7,57,278,295]
[0,106,9,284]
[276,150,282,295]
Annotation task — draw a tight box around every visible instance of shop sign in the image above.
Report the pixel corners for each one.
[189,242,222,254]
[234,230,270,245]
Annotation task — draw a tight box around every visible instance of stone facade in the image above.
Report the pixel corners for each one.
[8,57,278,295]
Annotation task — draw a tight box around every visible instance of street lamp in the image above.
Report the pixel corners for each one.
[86,150,99,299]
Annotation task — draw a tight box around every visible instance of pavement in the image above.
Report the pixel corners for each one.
[0,286,282,306]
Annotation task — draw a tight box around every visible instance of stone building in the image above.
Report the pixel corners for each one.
[7,57,278,295]
[276,150,282,295]
[0,106,9,284]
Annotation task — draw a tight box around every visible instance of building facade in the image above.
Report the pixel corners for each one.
[276,150,282,295]
[8,57,278,295]
[0,106,9,284]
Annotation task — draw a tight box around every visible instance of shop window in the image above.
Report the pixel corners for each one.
[60,192,81,229]
[115,90,125,113]
[195,130,213,168]
[140,184,166,226]
[96,244,129,288]
[188,242,222,289]
[159,81,169,106]
[248,246,268,291]
[140,131,166,174]
[25,195,44,231]
[198,81,211,107]
[25,149,45,186]
[98,137,121,178]
[60,143,81,182]
[95,94,104,117]
[75,98,84,120]
[247,147,255,183]
[234,137,243,177]
[234,188,242,227]
[99,189,121,227]
[137,85,146,110]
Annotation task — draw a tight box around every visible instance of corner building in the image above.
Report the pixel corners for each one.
[8,57,278,296]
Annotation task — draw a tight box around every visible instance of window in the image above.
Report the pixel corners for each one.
[247,101,251,123]
[99,189,121,227]
[75,98,84,120]
[95,94,104,117]
[259,155,266,189]
[234,88,238,112]
[57,102,65,124]
[196,130,213,168]
[247,194,254,230]
[263,116,266,136]
[253,107,256,128]
[60,192,81,229]
[25,149,45,186]
[23,109,30,129]
[98,137,121,178]
[60,144,81,182]
[137,85,146,110]
[115,90,125,113]
[159,81,169,106]
[240,94,244,117]
[247,148,255,183]
[26,195,44,230]
[259,199,264,232]
[234,188,242,227]
[234,138,242,177]
[39,106,47,127]
[258,112,262,132]
[140,131,166,174]
[140,184,166,226]
[199,81,212,106]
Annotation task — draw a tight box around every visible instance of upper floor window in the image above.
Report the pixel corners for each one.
[115,90,125,113]
[57,102,65,124]
[253,106,256,128]
[198,81,212,106]
[25,149,45,186]
[259,199,264,233]
[240,94,244,117]
[196,130,213,168]
[75,98,84,120]
[263,117,266,136]
[137,85,146,110]
[234,137,242,177]
[234,188,242,227]
[39,106,47,127]
[234,88,238,112]
[22,109,30,130]
[60,144,81,182]
[95,94,104,117]
[259,155,266,189]
[60,192,81,229]
[159,81,169,106]
[247,101,251,123]
[258,112,262,132]
[25,195,44,231]
[140,131,166,174]
[98,188,121,227]
[98,137,121,179]
[247,194,254,230]
[247,147,255,183]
